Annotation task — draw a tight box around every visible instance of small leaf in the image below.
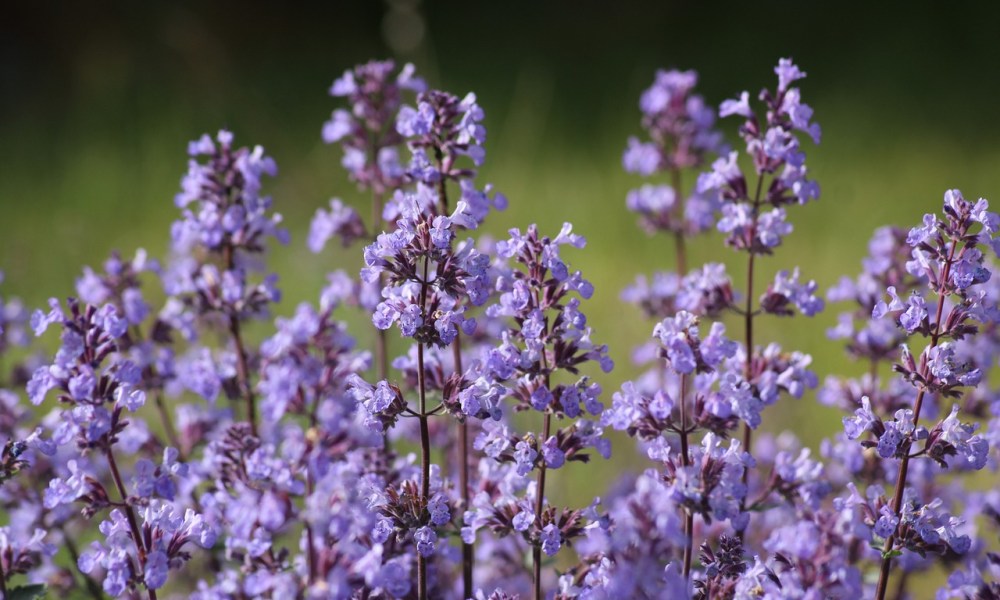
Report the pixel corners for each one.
[8,584,48,600]
[881,549,903,560]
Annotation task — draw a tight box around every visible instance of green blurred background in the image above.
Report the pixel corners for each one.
[3,0,1000,564]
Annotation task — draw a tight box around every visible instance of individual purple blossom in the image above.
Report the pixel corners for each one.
[928,405,990,470]
[716,204,794,251]
[875,409,914,459]
[530,386,553,411]
[623,139,660,176]
[872,286,928,333]
[760,268,825,316]
[541,437,566,469]
[926,343,982,388]
[513,509,535,532]
[427,493,451,526]
[541,523,562,557]
[308,198,367,253]
[457,376,506,421]
[843,396,880,440]
[414,525,436,556]
[43,459,90,509]
[514,441,537,476]
[144,550,169,590]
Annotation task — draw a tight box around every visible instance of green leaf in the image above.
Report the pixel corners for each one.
[8,584,48,600]
[881,549,903,560]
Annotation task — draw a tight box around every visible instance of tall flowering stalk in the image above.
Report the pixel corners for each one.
[467,223,612,599]
[838,191,997,598]
[607,59,824,596]
[27,299,216,599]
[620,68,726,581]
[697,58,823,534]
[352,89,498,594]
[315,59,425,380]
[170,129,286,437]
[623,68,725,274]
[317,62,505,598]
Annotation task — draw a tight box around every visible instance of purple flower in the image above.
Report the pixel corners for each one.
[775,58,806,91]
[144,549,169,589]
[514,441,537,476]
[427,494,451,526]
[541,437,566,469]
[308,198,366,253]
[541,523,562,556]
[414,525,436,556]
[531,385,554,411]
[623,138,661,176]
[43,460,90,508]
[843,396,879,440]
[512,510,534,532]
[762,268,825,316]
[720,91,752,118]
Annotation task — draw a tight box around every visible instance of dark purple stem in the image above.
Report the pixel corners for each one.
[416,255,432,600]
[738,173,765,540]
[222,244,257,437]
[453,334,473,598]
[679,373,694,578]
[533,408,552,600]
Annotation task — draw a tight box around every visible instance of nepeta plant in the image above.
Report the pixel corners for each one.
[1,56,998,600]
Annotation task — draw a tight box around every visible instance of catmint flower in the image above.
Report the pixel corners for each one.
[652,311,737,374]
[514,441,537,476]
[173,130,286,255]
[843,396,880,440]
[323,60,424,191]
[308,198,366,253]
[541,523,562,556]
[414,525,436,556]
[542,436,566,469]
[144,550,170,589]
[346,375,405,432]
[513,510,535,532]
[761,268,825,316]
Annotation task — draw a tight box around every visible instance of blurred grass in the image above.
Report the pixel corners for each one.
[2,3,1000,597]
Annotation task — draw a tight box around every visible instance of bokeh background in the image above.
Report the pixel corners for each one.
[3,4,1000,594]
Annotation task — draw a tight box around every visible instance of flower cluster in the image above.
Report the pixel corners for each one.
[699,58,821,252]
[623,69,724,239]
